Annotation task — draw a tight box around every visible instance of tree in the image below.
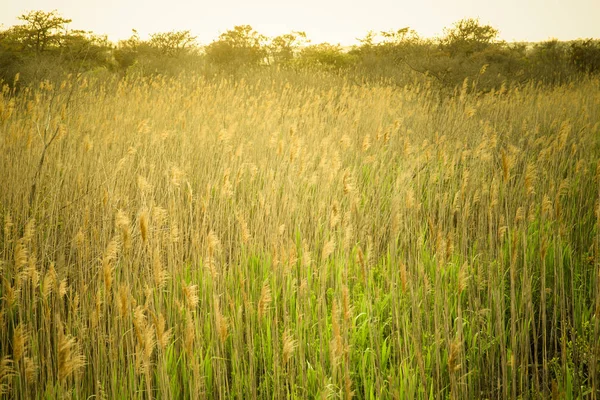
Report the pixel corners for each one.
[12,10,72,54]
[114,29,201,76]
[205,25,267,68]
[268,31,308,65]
[149,30,197,57]
[570,39,600,74]
[0,10,112,86]
[60,30,112,69]
[296,43,355,70]
[440,18,499,57]
[114,30,144,71]
[528,39,573,84]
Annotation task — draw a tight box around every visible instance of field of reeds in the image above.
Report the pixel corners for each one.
[0,72,599,399]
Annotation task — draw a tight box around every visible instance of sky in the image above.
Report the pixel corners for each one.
[1,0,599,46]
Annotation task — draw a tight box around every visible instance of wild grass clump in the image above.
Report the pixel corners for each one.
[0,71,599,398]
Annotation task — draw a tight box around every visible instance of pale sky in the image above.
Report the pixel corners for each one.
[1,0,599,46]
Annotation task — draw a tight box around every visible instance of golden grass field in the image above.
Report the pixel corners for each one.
[0,72,599,399]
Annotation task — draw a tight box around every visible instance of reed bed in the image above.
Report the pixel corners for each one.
[0,72,599,399]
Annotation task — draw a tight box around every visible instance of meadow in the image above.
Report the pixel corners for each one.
[0,71,599,399]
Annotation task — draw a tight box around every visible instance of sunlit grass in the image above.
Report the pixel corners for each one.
[0,71,599,399]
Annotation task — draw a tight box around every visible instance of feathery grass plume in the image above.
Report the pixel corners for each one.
[170,223,180,244]
[58,326,86,381]
[152,206,168,231]
[329,201,341,229]
[207,230,221,256]
[22,219,35,243]
[91,288,103,329]
[101,237,120,293]
[42,263,57,299]
[286,242,298,271]
[446,231,455,262]
[12,323,27,363]
[137,175,153,196]
[3,213,12,242]
[557,120,571,151]
[139,209,149,244]
[1,60,599,399]
[447,337,462,372]
[514,206,525,225]
[458,262,470,295]
[524,162,537,197]
[134,320,156,376]
[116,210,131,251]
[498,215,508,243]
[257,281,272,320]
[235,212,251,244]
[140,324,156,374]
[282,329,297,366]
[330,300,343,367]
[343,221,354,253]
[342,169,356,196]
[14,239,28,272]
[170,165,185,187]
[464,105,476,118]
[340,134,352,149]
[72,229,85,252]
[459,77,469,102]
[344,369,354,400]
[23,357,37,385]
[321,238,335,261]
[383,126,392,145]
[542,194,553,219]
[133,306,147,344]
[361,134,371,152]
[0,356,16,396]
[399,263,408,293]
[214,295,228,343]
[153,312,172,351]
[357,247,366,283]
[143,284,154,308]
[182,282,199,310]
[96,380,107,400]
[59,278,68,299]
[184,313,195,356]
[501,149,511,183]
[221,169,234,199]
[342,285,353,324]
[117,283,130,318]
[152,246,168,289]
[24,254,39,288]
[302,241,312,269]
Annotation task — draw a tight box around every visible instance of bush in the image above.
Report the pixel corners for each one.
[570,39,600,74]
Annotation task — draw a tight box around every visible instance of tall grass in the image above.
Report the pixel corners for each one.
[0,71,599,399]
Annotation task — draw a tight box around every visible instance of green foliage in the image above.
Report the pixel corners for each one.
[114,29,201,76]
[0,10,112,85]
[0,10,599,91]
[570,39,600,74]
[113,30,142,71]
[11,10,72,54]
[205,25,267,68]
[527,39,575,84]
[295,43,355,70]
[440,18,500,57]
[148,30,197,57]
[268,31,308,65]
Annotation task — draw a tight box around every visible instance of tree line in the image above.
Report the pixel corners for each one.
[1,10,600,90]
